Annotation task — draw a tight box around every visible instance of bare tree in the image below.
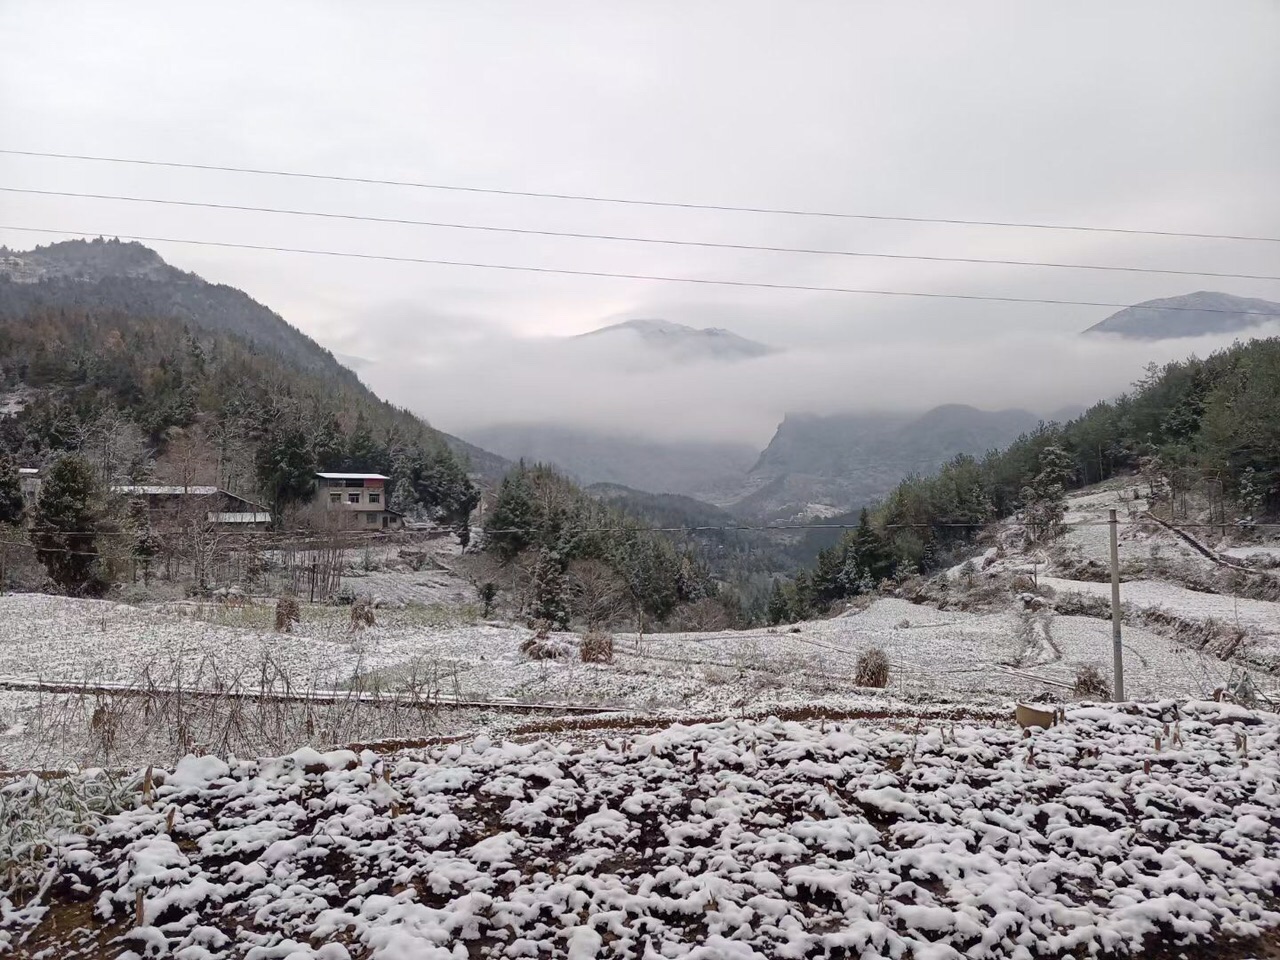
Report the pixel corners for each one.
[75,409,152,483]
[566,559,630,629]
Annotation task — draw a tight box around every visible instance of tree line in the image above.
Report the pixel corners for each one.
[769,337,1280,622]
[479,463,743,632]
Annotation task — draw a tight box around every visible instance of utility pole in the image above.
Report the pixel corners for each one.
[1108,508,1126,700]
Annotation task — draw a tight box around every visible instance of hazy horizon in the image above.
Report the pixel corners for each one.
[2,0,1277,445]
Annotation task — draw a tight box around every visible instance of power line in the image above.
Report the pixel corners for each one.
[5,186,1276,283]
[2,148,1276,244]
[6,225,1280,319]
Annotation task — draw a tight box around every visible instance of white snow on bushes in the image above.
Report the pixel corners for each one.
[7,700,1280,958]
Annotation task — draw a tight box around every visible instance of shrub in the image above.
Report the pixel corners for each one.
[854,647,890,688]
[1074,664,1111,700]
[580,631,615,664]
[520,631,576,661]
[1009,573,1037,593]
[1053,591,1113,619]
[350,597,377,630]
[275,596,301,633]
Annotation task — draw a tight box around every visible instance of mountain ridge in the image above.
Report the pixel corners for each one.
[0,238,509,481]
[729,404,1044,520]
[463,422,756,498]
[575,317,776,362]
[1083,291,1280,340]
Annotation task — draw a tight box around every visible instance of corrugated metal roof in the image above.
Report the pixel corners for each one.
[113,485,220,496]
[207,512,272,524]
[315,472,389,480]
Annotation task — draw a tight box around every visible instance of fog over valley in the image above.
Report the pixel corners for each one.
[356,311,1280,447]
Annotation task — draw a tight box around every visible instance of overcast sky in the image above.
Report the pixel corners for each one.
[2,1,1278,443]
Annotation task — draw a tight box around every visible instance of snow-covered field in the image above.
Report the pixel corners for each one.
[0,586,1235,771]
[6,700,1280,958]
[0,478,1274,774]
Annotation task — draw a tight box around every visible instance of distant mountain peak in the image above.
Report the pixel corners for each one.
[1083,291,1280,340]
[576,318,776,362]
[0,237,175,283]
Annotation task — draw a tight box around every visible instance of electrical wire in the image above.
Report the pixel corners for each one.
[3,148,1277,243]
[5,186,1276,283]
[5,225,1280,318]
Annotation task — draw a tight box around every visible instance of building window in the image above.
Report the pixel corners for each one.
[368,492,381,504]
[366,512,378,524]
[348,493,361,504]
[329,492,341,504]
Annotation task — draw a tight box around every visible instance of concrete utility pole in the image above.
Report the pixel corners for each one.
[1108,508,1126,700]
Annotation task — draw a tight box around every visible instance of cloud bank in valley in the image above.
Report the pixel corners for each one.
[359,321,1280,446]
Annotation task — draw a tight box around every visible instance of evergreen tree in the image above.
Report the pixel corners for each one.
[343,411,385,473]
[1020,444,1071,542]
[31,455,108,596]
[311,413,346,471]
[790,571,813,621]
[845,508,893,585]
[528,547,569,629]
[411,444,480,544]
[766,580,791,625]
[0,455,24,526]
[255,421,316,522]
[485,469,538,562]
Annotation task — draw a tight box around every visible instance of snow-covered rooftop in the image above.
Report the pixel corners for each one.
[315,472,389,480]
[112,484,220,496]
[206,511,271,524]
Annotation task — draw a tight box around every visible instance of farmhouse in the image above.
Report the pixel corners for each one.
[315,472,403,530]
[111,485,272,531]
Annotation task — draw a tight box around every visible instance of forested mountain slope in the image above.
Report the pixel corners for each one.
[731,404,1042,520]
[776,337,1280,621]
[0,239,489,526]
[0,238,507,481]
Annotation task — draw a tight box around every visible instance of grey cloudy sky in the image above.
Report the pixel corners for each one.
[2,1,1278,443]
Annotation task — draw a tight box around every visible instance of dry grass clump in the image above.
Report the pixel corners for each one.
[275,596,301,633]
[854,647,890,688]
[1009,573,1038,593]
[520,634,576,661]
[1053,591,1113,620]
[350,597,377,630]
[1073,664,1112,700]
[579,631,615,664]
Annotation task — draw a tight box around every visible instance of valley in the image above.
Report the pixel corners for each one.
[5,8,1280,957]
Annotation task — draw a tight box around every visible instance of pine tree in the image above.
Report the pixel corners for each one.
[766,580,791,625]
[31,455,108,596]
[343,412,385,473]
[0,455,24,526]
[528,547,569,629]
[254,421,316,522]
[1020,445,1071,542]
[485,469,538,563]
[790,571,813,621]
